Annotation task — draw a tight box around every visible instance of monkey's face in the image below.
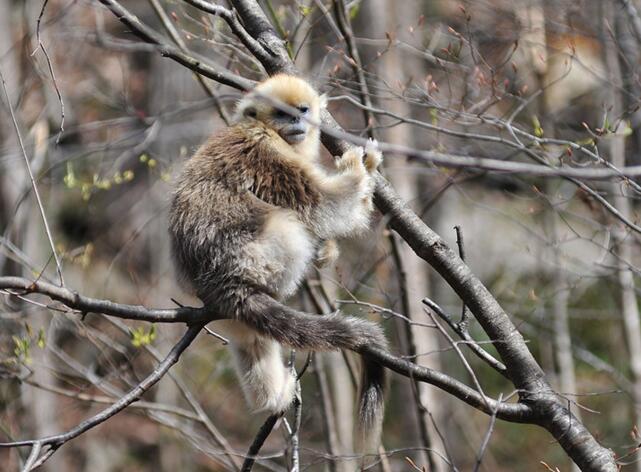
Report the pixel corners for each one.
[268,103,311,145]
[236,75,324,147]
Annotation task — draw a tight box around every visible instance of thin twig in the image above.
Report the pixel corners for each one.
[32,0,65,144]
[149,0,231,124]
[0,324,203,468]
[425,309,490,410]
[332,0,375,133]
[22,378,202,422]
[21,442,41,472]
[473,393,503,472]
[204,325,229,344]
[312,353,339,472]
[0,67,65,286]
[290,384,302,472]
[422,298,507,376]
[240,413,281,472]
[454,225,470,327]
[387,231,439,469]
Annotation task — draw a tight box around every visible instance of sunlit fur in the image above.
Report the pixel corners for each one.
[235,74,325,158]
[169,74,386,451]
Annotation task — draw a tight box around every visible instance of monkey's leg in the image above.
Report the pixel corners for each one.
[315,239,339,268]
[229,333,296,414]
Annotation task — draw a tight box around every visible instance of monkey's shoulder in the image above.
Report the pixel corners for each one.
[187,124,323,212]
[245,132,322,211]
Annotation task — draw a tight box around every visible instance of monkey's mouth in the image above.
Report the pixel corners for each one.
[281,128,306,144]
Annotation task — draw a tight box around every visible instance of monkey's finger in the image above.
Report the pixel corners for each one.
[365,138,379,153]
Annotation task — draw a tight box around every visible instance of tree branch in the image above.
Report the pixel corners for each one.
[182,0,272,67]
[0,323,203,469]
[77,1,621,469]
[0,275,528,421]
[96,0,253,90]
[240,413,281,472]
[0,276,212,323]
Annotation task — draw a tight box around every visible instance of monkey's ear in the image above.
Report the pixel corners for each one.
[243,106,257,118]
[319,94,328,110]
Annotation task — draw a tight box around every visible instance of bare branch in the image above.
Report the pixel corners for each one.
[240,413,281,472]
[0,276,212,323]
[182,0,272,67]
[0,67,64,286]
[95,0,253,90]
[0,324,203,468]
[473,393,503,472]
[422,298,507,376]
[33,0,65,144]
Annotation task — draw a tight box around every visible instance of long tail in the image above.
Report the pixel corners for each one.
[357,355,386,453]
[241,291,387,449]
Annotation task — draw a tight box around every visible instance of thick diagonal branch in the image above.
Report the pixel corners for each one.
[208,1,618,470]
[91,1,617,469]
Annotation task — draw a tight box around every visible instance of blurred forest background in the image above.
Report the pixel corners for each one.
[2,0,641,470]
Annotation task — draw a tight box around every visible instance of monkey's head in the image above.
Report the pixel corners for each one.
[235,74,326,151]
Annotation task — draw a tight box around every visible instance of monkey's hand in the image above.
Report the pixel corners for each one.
[336,146,366,174]
[315,145,377,239]
[315,239,340,268]
[364,138,383,174]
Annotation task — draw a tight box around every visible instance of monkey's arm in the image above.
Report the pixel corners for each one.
[309,142,382,239]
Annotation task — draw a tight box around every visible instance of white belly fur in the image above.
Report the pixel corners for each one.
[241,209,315,298]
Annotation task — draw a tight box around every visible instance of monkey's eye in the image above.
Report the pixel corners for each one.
[298,105,310,114]
[274,109,289,119]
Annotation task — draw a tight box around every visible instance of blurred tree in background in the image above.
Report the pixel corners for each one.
[2,0,641,470]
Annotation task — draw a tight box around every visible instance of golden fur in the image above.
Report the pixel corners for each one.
[169,74,386,452]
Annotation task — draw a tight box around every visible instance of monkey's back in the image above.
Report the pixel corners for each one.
[169,126,269,310]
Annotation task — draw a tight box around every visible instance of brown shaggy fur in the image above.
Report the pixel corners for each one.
[169,74,386,452]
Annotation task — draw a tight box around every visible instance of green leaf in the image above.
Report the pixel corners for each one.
[37,328,46,349]
[349,3,360,19]
[131,325,156,347]
[532,115,544,138]
[63,162,77,188]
